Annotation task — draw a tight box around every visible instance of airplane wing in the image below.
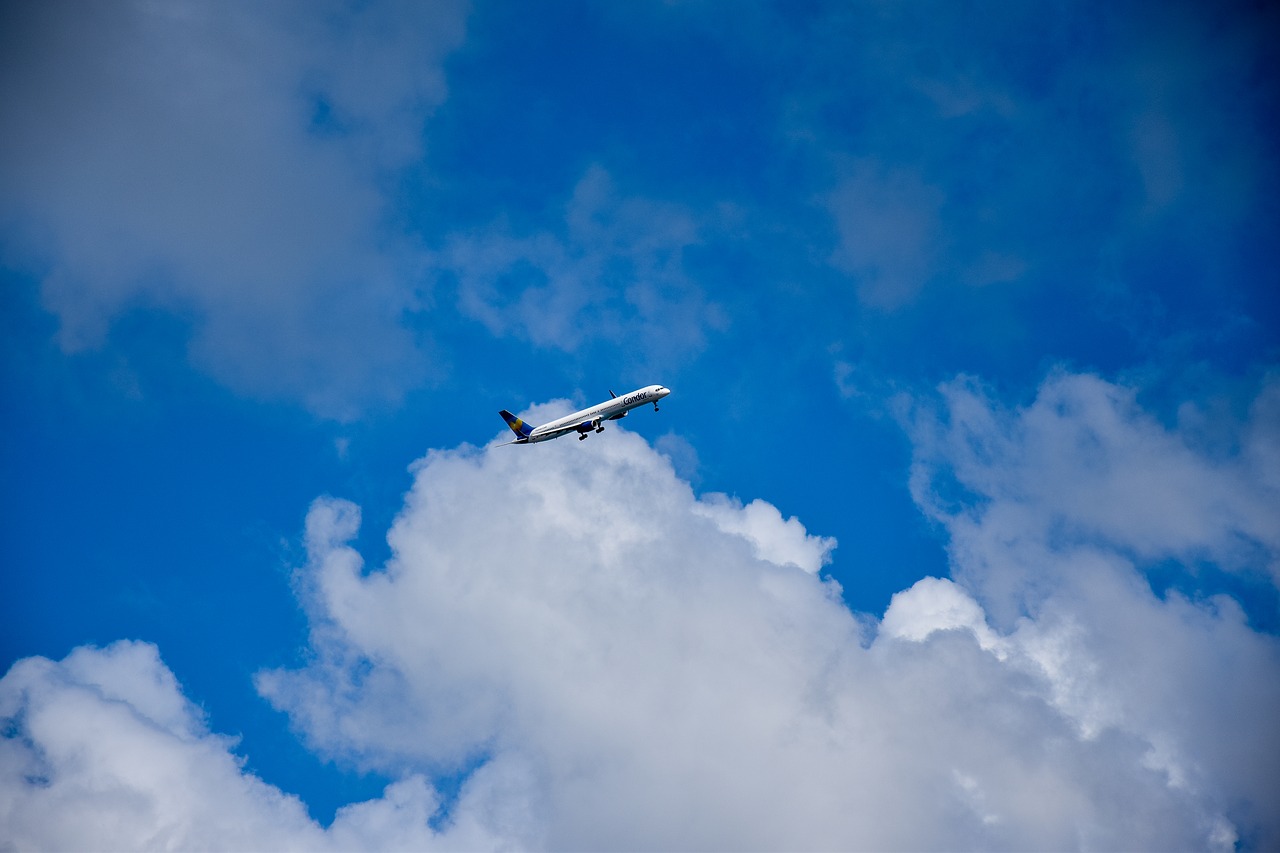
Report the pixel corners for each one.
[536,420,599,440]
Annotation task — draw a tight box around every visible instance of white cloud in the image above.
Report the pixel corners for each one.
[254,395,1273,848]
[692,492,836,573]
[653,431,700,484]
[5,373,1276,849]
[905,372,1280,623]
[880,576,1004,653]
[0,641,523,850]
[444,165,725,361]
[905,371,1280,840]
[0,1,467,418]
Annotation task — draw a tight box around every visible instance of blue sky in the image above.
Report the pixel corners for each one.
[2,0,1278,848]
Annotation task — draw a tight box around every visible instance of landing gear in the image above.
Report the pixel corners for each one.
[653,403,660,412]
[595,426,604,433]
[578,433,588,441]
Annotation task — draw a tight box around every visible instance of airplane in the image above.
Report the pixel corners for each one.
[499,384,671,444]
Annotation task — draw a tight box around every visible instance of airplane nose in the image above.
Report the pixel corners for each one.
[660,386,671,396]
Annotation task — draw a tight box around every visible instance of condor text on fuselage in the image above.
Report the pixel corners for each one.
[498,384,671,444]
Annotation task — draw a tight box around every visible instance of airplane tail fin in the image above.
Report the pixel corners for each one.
[499,410,534,440]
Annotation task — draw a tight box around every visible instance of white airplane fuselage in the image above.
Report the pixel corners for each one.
[499,384,671,444]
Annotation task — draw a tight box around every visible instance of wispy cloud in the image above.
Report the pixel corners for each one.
[2,1,1277,847]
[793,1,1277,329]
[443,165,725,362]
[0,1,466,418]
[905,372,1280,621]
[825,160,947,308]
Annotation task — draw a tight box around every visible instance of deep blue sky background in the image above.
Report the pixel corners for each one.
[2,0,1278,845]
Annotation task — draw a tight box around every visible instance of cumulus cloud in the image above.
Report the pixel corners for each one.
[0,1,466,417]
[693,492,836,573]
[5,373,1276,849]
[253,385,1274,849]
[0,641,524,850]
[904,372,1280,840]
[880,575,1003,652]
[443,165,725,361]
